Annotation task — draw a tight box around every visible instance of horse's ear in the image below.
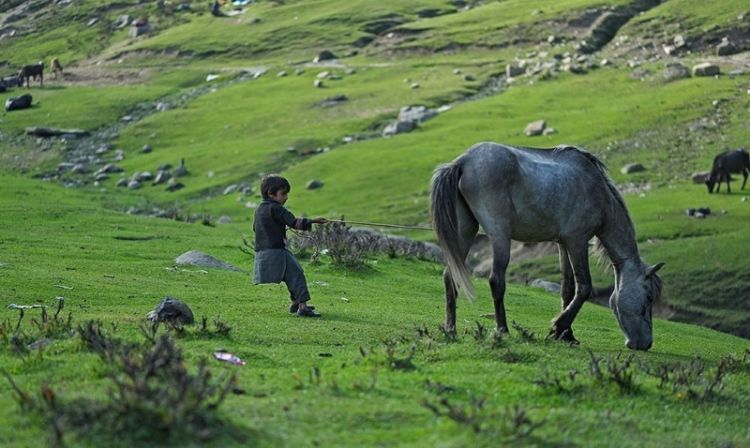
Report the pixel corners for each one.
[647,262,664,277]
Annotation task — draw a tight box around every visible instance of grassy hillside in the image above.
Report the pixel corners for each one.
[1,175,749,447]
[1,0,750,445]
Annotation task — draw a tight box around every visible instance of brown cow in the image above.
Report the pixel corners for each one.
[18,62,44,88]
[706,149,750,194]
[50,58,63,78]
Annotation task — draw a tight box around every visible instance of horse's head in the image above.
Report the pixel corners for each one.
[610,261,663,351]
[705,178,716,193]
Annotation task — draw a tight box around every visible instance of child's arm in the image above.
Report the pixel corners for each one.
[272,205,327,230]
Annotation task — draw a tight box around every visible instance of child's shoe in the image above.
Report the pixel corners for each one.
[289,303,315,313]
[296,307,321,317]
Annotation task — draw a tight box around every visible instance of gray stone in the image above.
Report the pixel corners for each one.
[524,120,546,136]
[717,38,736,56]
[217,215,233,224]
[663,63,690,81]
[383,120,415,137]
[116,178,129,187]
[153,170,170,185]
[175,250,242,272]
[506,64,525,77]
[313,50,337,62]
[693,63,720,77]
[621,163,646,174]
[141,144,152,153]
[691,171,710,183]
[114,15,131,29]
[306,179,324,190]
[530,279,561,294]
[127,180,141,189]
[223,184,239,195]
[129,23,150,38]
[398,105,436,123]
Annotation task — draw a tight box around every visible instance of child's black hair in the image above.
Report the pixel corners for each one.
[260,174,291,199]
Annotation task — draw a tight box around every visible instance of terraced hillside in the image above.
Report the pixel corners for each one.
[1,0,749,446]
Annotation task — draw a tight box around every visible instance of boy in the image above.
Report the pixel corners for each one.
[253,174,328,317]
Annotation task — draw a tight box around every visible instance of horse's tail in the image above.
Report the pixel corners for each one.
[430,161,476,299]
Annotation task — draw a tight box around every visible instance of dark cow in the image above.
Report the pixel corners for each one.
[706,149,750,194]
[18,62,44,88]
[50,58,63,78]
[5,94,33,111]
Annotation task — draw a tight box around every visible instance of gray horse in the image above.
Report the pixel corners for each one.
[706,149,750,194]
[431,142,663,351]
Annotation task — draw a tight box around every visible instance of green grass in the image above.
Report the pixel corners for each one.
[1,175,749,447]
[2,0,750,445]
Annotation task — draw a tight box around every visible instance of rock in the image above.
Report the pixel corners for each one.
[673,34,686,48]
[141,144,152,153]
[530,279,561,294]
[693,63,720,77]
[71,164,88,174]
[524,120,546,136]
[217,215,232,224]
[383,120,415,137]
[315,95,348,107]
[410,83,420,89]
[463,74,475,81]
[26,127,89,138]
[313,50,337,62]
[114,14,131,29]
[175,250,242,272]
[717,37,736,56]
[223,184,239,195]
[96,163,123,174]
[95,173,109,181]
[129,23,150,38]
[5,94,32,111]
[663,63,691,81]
[166,178,184,192]
[153,170,170,185]
[313,79,323,88]
[127,180,141,189]
[306,179,324,190]
[398,105,436,123]
[621,163,646,174]
[116,178,129,187]
[542,127,556,135]
[87,18,99,27]
[691,171,710,184]
[137,171,153,182]
[57,162,76,172]
[277,70,287,77]
[295,68,305,76]
[146,296,194,325]
[173,158,189,177]
[506,64,525,78]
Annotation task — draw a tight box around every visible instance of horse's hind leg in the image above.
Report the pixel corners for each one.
[742,169,748,190]
[489,237,511,333]
[558,244,575,310]
[550,241,592,344]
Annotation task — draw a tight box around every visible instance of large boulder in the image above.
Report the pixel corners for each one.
[175,250,242,272]
[663,63,691,81]
[5,94,32,111]
[146,296,194,325]
[692,63,720,77]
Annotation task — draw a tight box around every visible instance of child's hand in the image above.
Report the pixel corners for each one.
[313,217,329,224]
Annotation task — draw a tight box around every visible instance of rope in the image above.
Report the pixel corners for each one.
[327,219,433,231]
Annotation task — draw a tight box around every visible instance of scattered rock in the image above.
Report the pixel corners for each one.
[127,180,141,190]
[116,178,129,187]
[506,64,525,78]
[175,250,242,272]
[96,163,124,174]
[524,120,546,136]
[129,23,151,38]
[141,144,152,153]
[146,296,195,325]
[692,63,720,77]
[173,158,189,177]
[383,120,415,137]
[306,179,324,190]
[26,126,89,138]
[621,163,646,174]
[313,50,337,62]
[530,279,561,294]
[166,178,184,192]
[5,94,32,111]
[153,170,170,185]
[663,63,691,81]
[398,105,436,123]
[691,171,710,184]
[716,37,736,56]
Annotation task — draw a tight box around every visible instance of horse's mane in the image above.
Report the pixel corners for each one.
[552,145,636,269]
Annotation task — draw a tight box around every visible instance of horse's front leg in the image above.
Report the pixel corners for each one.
[550,243,592,344]
[443,269,458,334]
[558,244,575,310]
[489,239,511,333]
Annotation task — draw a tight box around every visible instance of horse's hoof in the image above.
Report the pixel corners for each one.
[548,327,579,345]
[497,326,509,334]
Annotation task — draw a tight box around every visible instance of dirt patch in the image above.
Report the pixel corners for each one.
[49,66,153,87]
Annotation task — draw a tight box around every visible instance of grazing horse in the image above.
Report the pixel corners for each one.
[705,149,750,194]
[431,142,663,351]
[18,62,44,88]
[50,57,63,78]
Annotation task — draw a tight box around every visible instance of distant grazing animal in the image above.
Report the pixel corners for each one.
[431,142,663,351]
[50,58,63,78]
[705,149,750,194]
[18,62,44,88]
